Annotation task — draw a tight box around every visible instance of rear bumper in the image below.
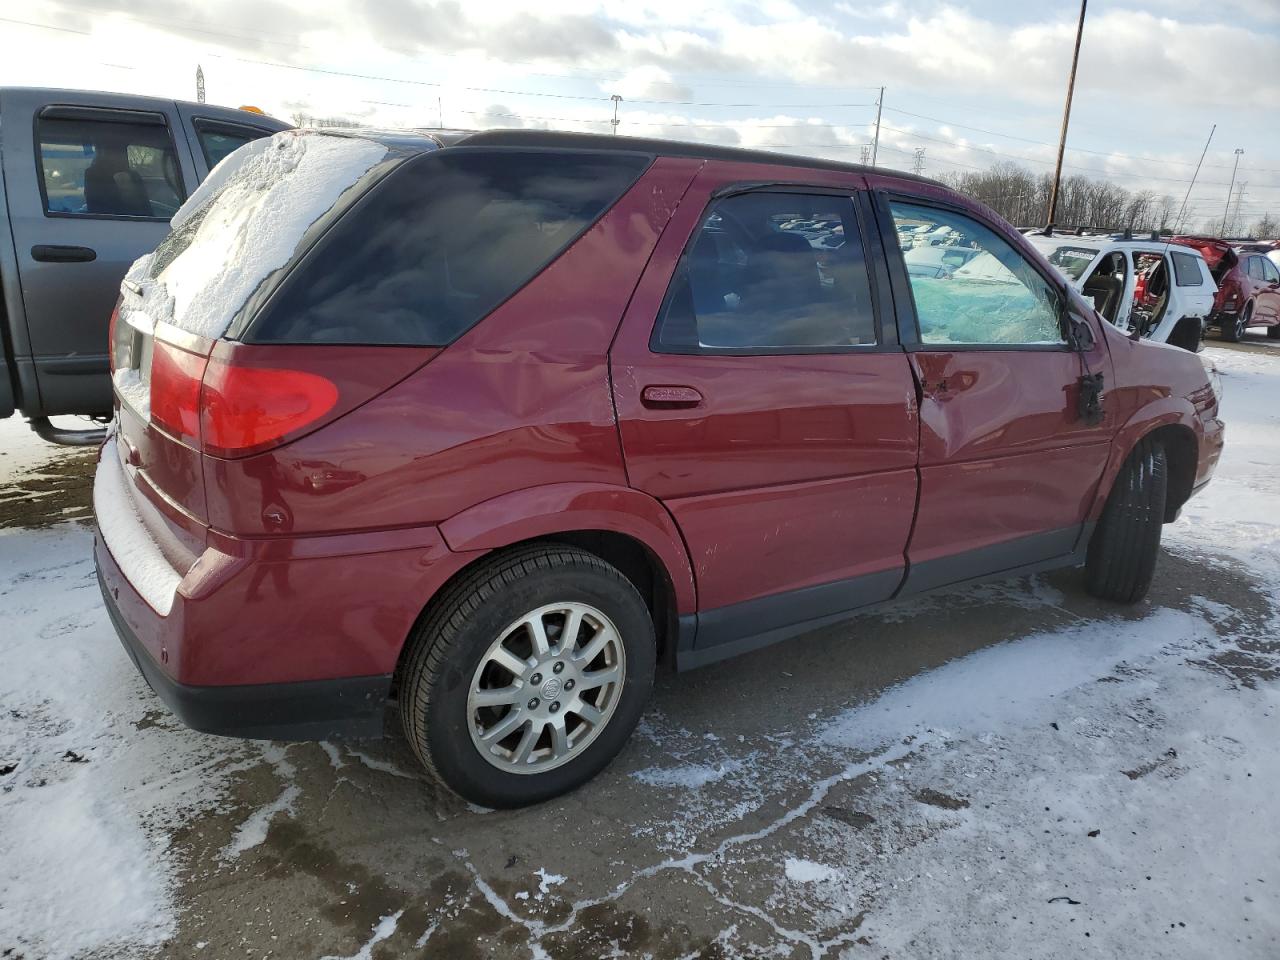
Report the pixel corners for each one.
[97,552,389,740]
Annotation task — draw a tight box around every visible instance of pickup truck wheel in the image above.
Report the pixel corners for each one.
[1086,437,1168,604]
[399,544,655,808]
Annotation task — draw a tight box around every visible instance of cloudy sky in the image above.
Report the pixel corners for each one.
[4,0,1278,229]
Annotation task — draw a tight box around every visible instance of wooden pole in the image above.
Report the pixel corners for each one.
[1046,0,1087,227]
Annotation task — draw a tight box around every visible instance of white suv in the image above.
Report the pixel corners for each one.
[1026,233,1216,351]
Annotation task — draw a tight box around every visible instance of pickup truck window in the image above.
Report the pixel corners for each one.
[193,121,267,169]
[37,116,184,220]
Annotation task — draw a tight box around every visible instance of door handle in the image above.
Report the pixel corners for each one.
[641,385,703,408]
[31,244,97,263]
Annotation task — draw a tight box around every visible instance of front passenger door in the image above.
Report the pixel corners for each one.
[883,198,1113,594]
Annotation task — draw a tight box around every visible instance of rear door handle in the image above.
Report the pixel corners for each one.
[31,244,97,263]
[641,385,703,408]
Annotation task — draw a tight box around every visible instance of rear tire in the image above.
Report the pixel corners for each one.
[1222,304,1250,342]
[399,544,655,808]
[1086,437,1168,604]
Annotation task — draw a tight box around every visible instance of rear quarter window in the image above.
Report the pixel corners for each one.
[1172,251,1205,287]
[248,149,652,346]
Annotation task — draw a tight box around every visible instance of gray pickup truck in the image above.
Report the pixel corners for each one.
[0,87,289,442]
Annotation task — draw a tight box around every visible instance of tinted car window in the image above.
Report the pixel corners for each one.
[1262,258,1280,284]
[37,116,184,218]
[195,124,263,168]
[890,202,1063,346]
[652,192,875,352]
[251,149,650,345]
[1247,256,1266,281]
[1172,251,1204,286]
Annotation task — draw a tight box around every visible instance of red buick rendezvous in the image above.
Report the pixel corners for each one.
[95,129,1224,806]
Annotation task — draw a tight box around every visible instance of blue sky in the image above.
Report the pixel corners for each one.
[5,0,1278,230]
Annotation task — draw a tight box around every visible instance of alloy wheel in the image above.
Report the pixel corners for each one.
[467,602,626,775]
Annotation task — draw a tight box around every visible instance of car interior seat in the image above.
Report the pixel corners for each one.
[84,143,152,217]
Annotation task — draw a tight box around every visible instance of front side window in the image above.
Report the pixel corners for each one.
[890,201,1064,346]
[652,192,876,352]
[37,116,184,219]
[1172,251,1204,287]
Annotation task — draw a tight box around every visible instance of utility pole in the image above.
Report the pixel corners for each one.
[1221,148,1243,236]
[1046,0,1087,227]
[1229,181,1247,238]
[195,65,205,104]
[912,147,926,176]
[1172,124,1215,234]
[437,97,443,129]
[610,94,623,135]
[871,86,884,166]
[859,144,871,165]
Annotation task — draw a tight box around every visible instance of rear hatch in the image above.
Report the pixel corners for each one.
[107,131,408,551]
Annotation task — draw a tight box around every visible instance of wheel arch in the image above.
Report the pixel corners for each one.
[390,483,696,692]
[1089,405,1198,524]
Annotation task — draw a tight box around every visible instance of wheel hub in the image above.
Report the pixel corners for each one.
[467,602,626,775]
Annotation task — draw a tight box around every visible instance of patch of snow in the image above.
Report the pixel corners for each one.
[784,858,840,884]
[632,758,744,790]
[321,909,403,960]
[120,132,388,342]
[535,867,566,895]
[92,442,183,615]
[0,524,254,959]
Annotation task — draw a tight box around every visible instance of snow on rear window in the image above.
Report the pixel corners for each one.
[118,132,389,341]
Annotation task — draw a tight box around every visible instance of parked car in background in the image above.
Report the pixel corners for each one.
[96,129,1223,808]
[1170,236,1280,341]
[903,243,983,278]
[1025,233,1214,351]
[0,87,288,443]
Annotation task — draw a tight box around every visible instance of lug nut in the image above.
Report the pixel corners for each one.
[549,701,561,714]
[530,673,542,685]
[564,679,576,691]
[528,698,540,710]
[553,662,565,674]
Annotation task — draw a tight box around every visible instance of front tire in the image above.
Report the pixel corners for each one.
[1086,437,1168,604]
[399,544,656,808]
[1267,324,1280,340]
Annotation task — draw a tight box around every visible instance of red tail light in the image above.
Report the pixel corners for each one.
[108,297,122,374]
[150,340,208,444]
[200,359,338,457]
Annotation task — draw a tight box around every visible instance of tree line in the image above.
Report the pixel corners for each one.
[937,160,1276,239]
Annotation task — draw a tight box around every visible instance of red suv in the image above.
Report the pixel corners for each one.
[96,130,1224,806]
[1171,236,1280,341]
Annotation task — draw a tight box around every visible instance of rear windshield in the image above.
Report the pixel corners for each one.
[123,132,393,341]
[245,148,652,346]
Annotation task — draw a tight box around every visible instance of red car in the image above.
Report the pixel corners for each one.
[96,130,1224,807]
[1171,236,1280,341]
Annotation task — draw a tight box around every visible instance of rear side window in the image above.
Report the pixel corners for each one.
[652,192,876,352]
[37,115,184,219]
[250,149,651,345]
[1262,257,1280,284]
[1172,251,1205,286]
[1247,257,1266,281]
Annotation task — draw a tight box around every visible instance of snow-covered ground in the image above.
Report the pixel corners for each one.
[1,345,1278,959]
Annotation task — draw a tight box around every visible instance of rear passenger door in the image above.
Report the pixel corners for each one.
[611,172,919,652]
[878,195,1113,594]
[1,90,197,416]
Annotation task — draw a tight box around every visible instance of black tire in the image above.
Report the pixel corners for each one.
[1222,304,1250,342]
[399,544,655,808]
[1086,437,1168,604]
[1267,325,1280,340]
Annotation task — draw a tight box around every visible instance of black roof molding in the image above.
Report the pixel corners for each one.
[453,128,943,187]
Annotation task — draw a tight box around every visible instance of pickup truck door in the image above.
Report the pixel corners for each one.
[0,89,199,417]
